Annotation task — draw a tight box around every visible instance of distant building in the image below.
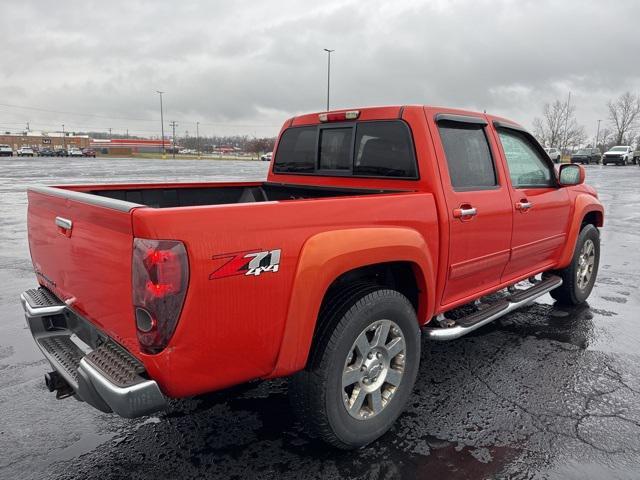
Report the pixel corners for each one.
[0,131,90,150]
[90,138,169,156]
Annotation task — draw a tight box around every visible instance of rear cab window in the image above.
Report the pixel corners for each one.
[273,120,417,179]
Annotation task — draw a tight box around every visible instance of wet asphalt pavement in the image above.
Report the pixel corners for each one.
[1,157,639,479]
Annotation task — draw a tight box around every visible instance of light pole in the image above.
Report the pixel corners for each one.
[62,124,65,152]
[169,121,178,159]
[595,119,602,150]
[156,90,165,158]
[323,48,334,111]
[196,121,200,159]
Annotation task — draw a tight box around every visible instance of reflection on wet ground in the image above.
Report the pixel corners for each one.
[1,158,639,479]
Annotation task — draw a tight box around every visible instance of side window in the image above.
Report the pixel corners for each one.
[437,122,497,190]
[272,127,316,173]
[318,128,352,170]
[497,130,554,188]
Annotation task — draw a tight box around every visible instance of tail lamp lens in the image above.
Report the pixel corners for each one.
[132,238,189,354]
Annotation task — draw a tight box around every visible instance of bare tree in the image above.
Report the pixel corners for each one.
[533,98,586,152]
[533,101,564,148]
[596,127,615,152]
[607,92,640,145]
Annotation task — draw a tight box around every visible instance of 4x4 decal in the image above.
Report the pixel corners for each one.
[209,249,281,280]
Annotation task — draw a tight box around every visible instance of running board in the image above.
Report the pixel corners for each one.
[424,275,562,341]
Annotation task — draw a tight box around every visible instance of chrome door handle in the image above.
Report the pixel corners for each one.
[453,207,477,218]
[55,217,73,230]
[515,201,532,211]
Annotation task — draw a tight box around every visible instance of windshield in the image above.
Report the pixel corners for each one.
[576,149,589,154]
[610,146,627,151]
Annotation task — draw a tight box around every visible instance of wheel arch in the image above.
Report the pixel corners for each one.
[556,194,604,269]
[268,227,435,378]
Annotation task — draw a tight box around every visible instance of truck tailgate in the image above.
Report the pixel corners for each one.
[27,187,139,354]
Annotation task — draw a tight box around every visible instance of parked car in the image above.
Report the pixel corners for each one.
[54,149,68,157]
[82,148,96,158]
[602,145,634,165]
[260,152,273,162]
[21,106,604,449]
[0,144,13,156]
[17,147,35,157]
[570,148,601,165]
[632,149,640,165]
[544,147,561,163]
[67,148,83,157]
[39,148,55,157]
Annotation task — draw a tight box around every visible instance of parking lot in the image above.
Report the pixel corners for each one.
[1,157,639,479]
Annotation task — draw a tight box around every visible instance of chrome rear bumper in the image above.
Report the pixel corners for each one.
[21,287,167,418]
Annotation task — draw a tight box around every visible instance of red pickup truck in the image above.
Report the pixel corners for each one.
[21,106,604,449]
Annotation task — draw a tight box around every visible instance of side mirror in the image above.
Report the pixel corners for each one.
[558,163,585,186]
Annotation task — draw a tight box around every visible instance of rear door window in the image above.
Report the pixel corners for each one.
[437,122,497,190]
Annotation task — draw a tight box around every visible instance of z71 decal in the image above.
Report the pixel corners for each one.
[209,249,281,280]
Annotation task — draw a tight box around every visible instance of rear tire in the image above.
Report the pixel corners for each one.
[549,224,600,305]
[289,286,420,449]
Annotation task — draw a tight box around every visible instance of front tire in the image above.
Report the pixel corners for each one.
[290,286,421,449]
[550,224,600,305]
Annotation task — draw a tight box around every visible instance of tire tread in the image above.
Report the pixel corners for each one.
[290,285,417,449]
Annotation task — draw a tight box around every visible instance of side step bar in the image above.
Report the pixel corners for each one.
[424,275,562,341]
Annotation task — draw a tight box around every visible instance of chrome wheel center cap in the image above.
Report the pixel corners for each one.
[367,362,383,380]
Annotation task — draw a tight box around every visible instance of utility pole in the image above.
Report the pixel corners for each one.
[126,129,129,138]
[196,121,200,159]
[561,91,571,158]
[62,124,66,151]
[26,121,30,132]
[595,119,602,150]
[169,121,178,159]
[108,127,112,139]
[323,48,334,111]
[156,90,165,158]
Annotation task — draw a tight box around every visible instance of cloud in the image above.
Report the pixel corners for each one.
[0,0,638,139]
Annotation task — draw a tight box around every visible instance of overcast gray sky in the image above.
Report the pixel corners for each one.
[0,0,638,140]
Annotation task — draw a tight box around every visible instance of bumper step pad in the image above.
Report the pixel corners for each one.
[84,342,146,388]
[38,335,84,387]
[23,287,64,309]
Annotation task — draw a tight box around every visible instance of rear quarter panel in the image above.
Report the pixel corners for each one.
[132,192,439,398]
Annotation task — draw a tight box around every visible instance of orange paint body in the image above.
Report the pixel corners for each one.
[26,105,604,398]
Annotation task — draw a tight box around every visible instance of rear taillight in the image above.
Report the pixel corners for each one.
[132,238,189,354]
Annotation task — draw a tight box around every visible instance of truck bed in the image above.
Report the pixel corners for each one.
[88,182,398,208]
[27,180,438,397]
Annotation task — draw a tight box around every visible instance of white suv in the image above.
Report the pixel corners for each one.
[0,144,13,156]
[68,148,84,157]
[17,147,35,157]
[602,146,634,166]
[544,147,561,163]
